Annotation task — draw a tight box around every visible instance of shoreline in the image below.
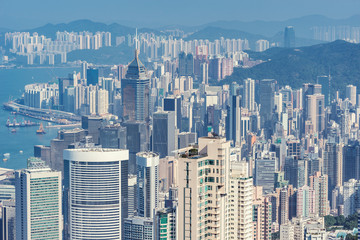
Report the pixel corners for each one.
[0,65,81,70]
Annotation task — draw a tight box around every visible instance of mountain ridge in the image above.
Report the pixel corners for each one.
[223,40,360,96]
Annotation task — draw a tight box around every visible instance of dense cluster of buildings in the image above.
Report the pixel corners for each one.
[1,40,360,239]
[312,25,360,43]
[4,31,112,64]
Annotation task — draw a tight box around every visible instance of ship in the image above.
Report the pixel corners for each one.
[6,117,20,127]
[36,123,46,134]
[6,117,39,127]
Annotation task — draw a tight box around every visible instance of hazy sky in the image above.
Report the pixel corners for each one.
[1,0,360,29]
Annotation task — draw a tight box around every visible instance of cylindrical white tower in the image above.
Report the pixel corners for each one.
[64,148,129,240]
[136,152,159,218]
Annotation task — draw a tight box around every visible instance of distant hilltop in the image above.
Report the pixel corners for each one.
[224,40,360,96]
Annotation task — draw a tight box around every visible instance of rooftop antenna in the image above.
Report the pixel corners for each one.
[135,28,139,57]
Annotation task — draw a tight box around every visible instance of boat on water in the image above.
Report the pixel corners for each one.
[11,129,16,133]
[3,158,7,161]
[6,117,20,127]
[3,153,10,158]
[19,150,23,154]
[36,123,46,134]
[6,117,39,127]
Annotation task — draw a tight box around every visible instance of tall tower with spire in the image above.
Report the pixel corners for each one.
[121,33,150,123]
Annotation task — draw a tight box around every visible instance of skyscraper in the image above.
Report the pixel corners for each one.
[86,67,99,86]
[346,84,357,106]
[284,26,295,48]
[343,141,360,182]
[121,50,150,123]
[243,78,256,112]
[136,152,159,218]
[306,94,325,134]
[309,172,330,216]
[152,111,176,158]
[323,142,343,196]
[163,95,182,131]
[260,79,276,137]
[227,163,253,239]
[123,121,149,174]
[15,158,62,240]
[226,95,241,146]
[255,152,277,193]
[1,200,16,240]
[200,62,209,84]
[178,52,194,76]
[63,148,129,239]
[253,187,272,240]
[177,135,231,239]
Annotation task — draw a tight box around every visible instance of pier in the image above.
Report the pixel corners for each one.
[3,101,81,124]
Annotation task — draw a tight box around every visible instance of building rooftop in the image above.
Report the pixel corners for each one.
[66,148,126,153]
[137,152,159,158]
[125,50,148,80]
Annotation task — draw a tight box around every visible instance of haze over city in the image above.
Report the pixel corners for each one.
[1,0,360,28]
[1,0,360,240]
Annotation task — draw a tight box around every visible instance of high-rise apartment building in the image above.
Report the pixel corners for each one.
[343,179,360,217]
[155,190,178,240]
[15,158,62,240]
[253,186,272,240]
[227,162,253,239]
[178,52,194,76]
[309,172,330,216]
[63,148,129,239]
[177,135,231,239]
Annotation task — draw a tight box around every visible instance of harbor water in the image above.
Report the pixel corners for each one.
[0,67,80,170]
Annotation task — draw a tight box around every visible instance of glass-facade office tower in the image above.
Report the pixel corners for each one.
[86,68,99,86]
[121,51,150,123]
[255,152,277,194]
[284,26,295,48]
[15,158,62,240]
[123,121,149,174]
[260,79,276,138]
[226,95,241,146]
[136,152,159,218]
[163,96,182,131]
[152,111,176,158]
[63,148,129,240]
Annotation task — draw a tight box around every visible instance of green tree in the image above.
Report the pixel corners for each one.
[336,215,346,226]
[324,215,336,228]
[345,234,358,240]
[271,231,280,240]
[344,212,358,230]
